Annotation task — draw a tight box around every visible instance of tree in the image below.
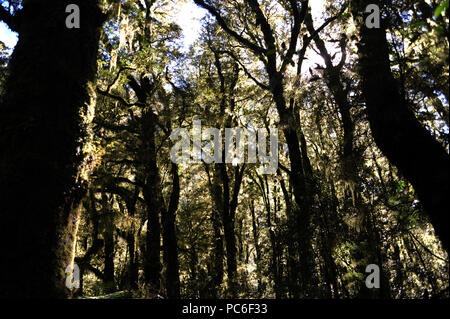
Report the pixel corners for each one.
[350,0,449,252]
[0,0,105,298]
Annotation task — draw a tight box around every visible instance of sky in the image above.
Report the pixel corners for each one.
[172,0,207,51]
[0,21,18,48]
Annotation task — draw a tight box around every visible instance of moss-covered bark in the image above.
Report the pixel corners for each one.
[0,0,104,298]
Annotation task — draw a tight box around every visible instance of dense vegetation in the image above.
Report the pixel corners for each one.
[0,0,448,299]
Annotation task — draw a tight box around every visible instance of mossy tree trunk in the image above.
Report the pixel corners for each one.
[0,0,104,298]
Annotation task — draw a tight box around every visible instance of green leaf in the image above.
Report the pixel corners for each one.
[412,21,426,29]
[266,48,276,56]
[434,0,449,18]
[397,181,406,191]
[435,25,446,35]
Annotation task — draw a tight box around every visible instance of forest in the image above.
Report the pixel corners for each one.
[0,0,448,299]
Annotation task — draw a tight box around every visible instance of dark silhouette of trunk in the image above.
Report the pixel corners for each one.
[125,187,139,290]
[250,201,263,297]
[268,200,284,299]
[211,205,225,297]
[103,228,115,292]
[127,75,163,292]
[203,52,244,298]
[128,75,181,297]
[217,163,245,298]
[351,0,449,252]
[0,0,104,298]
[188,246,199,297]
[223,209,238,296]
[205,144,244,299]
[277,168,299,298]
[126,231,139,290]
[161,163,181,299]
[141,113,162,292]
[237,218,245,263]
[101,193,115,293]
[292,117,317,298]
[204,151,224,299]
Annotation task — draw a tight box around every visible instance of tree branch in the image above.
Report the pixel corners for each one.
[217,49,270,90]
[278,163,292,175]
[193,0,266,55]
[97,87,144,108]
[409,230,449,263]
[296,6,347,75]
[106,67,134,93]
[280,0,308,74]
[247,0,276,55]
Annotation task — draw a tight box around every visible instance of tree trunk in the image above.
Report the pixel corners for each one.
[0,0,104,298]
[161,163,181,299]
[250,201,264,297]
[128,75,163,293]
[207,162,243,298]
[351,0,449,252]
[141,110,162,292]
[211,207,225,297]
[223,215,238,297]
[127,231,139,290]
[103,228,115,292]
